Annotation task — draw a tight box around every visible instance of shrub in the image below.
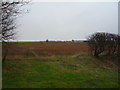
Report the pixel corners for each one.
[87,32,119,57]
[46,39,49,42]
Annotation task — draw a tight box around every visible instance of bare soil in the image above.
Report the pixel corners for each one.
[7,42,90,56]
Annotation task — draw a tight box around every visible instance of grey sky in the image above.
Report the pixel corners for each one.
[16,2,118,41]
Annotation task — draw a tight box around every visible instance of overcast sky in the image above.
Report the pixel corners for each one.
[16,1,118,41]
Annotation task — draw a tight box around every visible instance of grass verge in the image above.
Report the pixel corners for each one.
[3,55,119,88]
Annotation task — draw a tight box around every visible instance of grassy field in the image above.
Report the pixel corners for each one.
[2,42,119,88]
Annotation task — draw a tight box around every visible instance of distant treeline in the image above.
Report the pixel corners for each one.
[45,39,88,42]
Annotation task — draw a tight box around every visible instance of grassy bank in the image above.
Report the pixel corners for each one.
[3,55,119,88]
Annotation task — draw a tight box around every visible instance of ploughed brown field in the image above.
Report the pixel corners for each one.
[7,42,90,56]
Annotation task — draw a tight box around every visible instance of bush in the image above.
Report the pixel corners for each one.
[87,32,119,57]
[72,40,74,42]
[46,39,49,42]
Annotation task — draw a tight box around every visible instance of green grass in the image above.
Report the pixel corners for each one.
[3,55,119,88]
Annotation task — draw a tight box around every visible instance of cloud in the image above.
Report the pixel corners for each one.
[16,2,118,41]
[33,0,119,2]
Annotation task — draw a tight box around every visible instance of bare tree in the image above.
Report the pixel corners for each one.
[87,32,119,57]
[105,33,118,55]
[87,32,106,57]
[0,0,30,62]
